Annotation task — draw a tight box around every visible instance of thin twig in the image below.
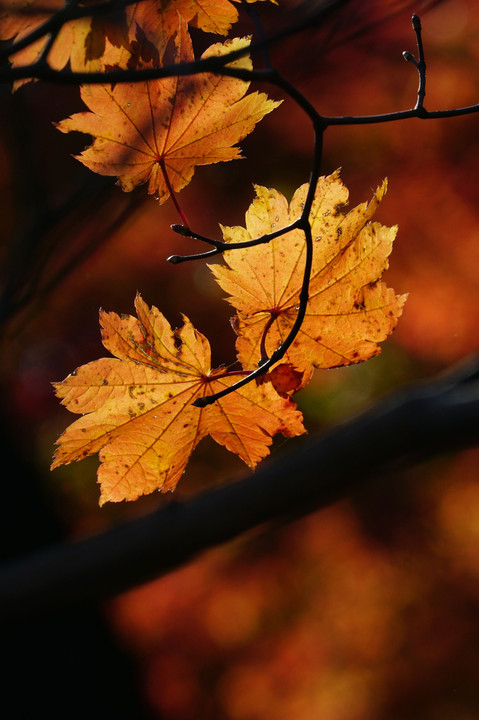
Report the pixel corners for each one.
[193,219,315,407]
[159,159,189,228]
[0,0,352,66]
[2,5,478,406]
[240,0,272,70]
[0,0,137,63]
[167,219,303,263]
[411,13,427,111]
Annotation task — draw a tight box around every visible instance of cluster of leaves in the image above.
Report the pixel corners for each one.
[1,0,279,196]
[50,173,405,504]
[0,0,265,75]
[0,0,405,503]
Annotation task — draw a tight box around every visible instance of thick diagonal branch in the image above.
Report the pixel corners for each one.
[0,356,478,624]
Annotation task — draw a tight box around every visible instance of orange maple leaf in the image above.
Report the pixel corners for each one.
[56,24,279,202]
[51,295,305,504]
[0,0,244,83]
[0,0,133,87]
[132,0,238,40]
[133,0,276,39]
[210,171,407,388]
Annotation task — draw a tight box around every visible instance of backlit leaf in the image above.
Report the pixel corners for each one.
[51,295,305,504]
[210,171,407,389]
[0,0,132,87]
[56,25,280,202]
[0,0,259,84]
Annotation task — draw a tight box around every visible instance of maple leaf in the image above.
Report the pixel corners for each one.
[0,0,253,87]
[0,0,208,84]
[0,0,75,81]
[210,171,407,389]
[0,0,133,88]
[133,0,276,39]
[51,295,305,504]
[131,0,238,40]
[56,23,280,202]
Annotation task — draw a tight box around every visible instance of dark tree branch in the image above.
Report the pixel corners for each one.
[0,356,478,624]
[193,218,315,407]
[2,6,479,403]
[0,0,139,64]
[0,0,354,68]
[162,12,479,405]
[167,217,304,263]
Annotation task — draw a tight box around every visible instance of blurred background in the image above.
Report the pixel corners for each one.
[1,0,479,717]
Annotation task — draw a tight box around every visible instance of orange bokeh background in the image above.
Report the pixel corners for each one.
[1,0,479,717]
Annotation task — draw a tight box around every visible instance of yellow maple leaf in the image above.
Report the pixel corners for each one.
[51,295,305,504]
[0,0,133,89]
[0,0,256,83]
[137,0,276,37]
[210,171,407,387]
[55,24,280,202]
[134,0,238,39]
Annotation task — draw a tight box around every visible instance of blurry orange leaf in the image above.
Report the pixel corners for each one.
[134,0,276,38]
[0,0,133,86]
[51,294,305,504]
[0,0,275,86]
[0,0,229,82]
[0,0,79,81]
[211,171,407,388]
[133,0,238,39]
[56,26,279,202]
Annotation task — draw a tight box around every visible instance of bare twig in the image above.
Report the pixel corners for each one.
[1,6,478,405]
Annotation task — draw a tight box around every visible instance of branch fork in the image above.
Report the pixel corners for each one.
[1,5,477,406]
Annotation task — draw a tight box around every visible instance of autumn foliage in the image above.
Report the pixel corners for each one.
[51,294,305,504]
[0,0,264,78]
[212,173,406,381]
[56,30,280,202]
[51,171,404,502]
[4,1,479,719]
[0,0,405,502]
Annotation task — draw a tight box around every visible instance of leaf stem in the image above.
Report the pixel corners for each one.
[159,159,189,228]
[4,5,478,408]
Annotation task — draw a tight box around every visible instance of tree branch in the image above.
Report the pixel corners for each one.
[1,356,478,624]
[2,6,478,402]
